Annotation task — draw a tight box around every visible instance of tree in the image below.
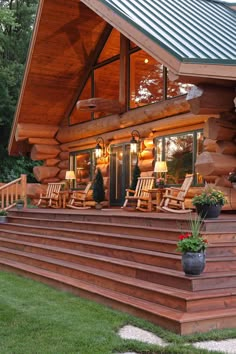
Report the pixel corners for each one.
[93,168,105,204]
[0,0,39,182]
[129,163,140,191]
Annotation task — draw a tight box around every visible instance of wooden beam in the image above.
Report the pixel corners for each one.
[119,34,129,111]
[76,98,122,113]
[15,123,59,141]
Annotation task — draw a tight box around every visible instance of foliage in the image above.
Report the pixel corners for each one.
[192,186,227,206]
[0,0,39,180]
[15,199,24,204]
[177,215,208,253]
[228,171,236,183]
[0,210,7,216]
[156,177,165,186]
[93,167,105,203]
[129,163,140,191]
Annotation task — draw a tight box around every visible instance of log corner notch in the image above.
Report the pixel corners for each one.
[186,84,236,115]
[76,98,123,114]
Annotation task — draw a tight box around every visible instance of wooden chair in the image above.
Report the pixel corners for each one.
[159,174,194,213]
[122,176,155,210]
[66,181,92,209]
[37,183,63,208]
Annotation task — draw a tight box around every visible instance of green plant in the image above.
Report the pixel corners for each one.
[129,163,141,191]
[156,177,165,186]
[93,168,105,203]
[192,186,227,206]
[0,210,7,216]
[16,199,24,204]
[177,214,208,253]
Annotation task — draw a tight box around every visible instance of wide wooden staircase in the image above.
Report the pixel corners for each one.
[1,209,236,335]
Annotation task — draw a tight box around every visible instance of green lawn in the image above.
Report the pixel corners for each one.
[0,271,235,354]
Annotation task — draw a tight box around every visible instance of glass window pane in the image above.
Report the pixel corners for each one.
[70,78,92,124]
[196,132,204,184]
[94,60,120,118]
[129,50,164,108]
[72,151,94,189]
[97,28,120,63]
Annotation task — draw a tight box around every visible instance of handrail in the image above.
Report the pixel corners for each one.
[0,174,27,210]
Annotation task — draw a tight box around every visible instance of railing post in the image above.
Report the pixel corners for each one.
[21,174,27,207]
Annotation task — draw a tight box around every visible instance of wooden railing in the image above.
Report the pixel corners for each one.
[0,174,27,210]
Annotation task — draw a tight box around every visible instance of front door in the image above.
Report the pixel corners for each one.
[110,143,137,206]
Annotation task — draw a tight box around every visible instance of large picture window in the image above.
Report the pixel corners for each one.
[155,130,204,185]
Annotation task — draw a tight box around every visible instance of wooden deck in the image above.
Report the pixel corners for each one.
[0,207,236,335]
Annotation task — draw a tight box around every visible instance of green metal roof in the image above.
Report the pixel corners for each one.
[99,0,236,64]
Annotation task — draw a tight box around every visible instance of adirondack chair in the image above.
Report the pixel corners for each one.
[160,174,194,213]
[66,181,92,209]
[37,183,63,208]
[122,176,155,210]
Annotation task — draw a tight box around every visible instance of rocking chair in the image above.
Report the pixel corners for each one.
[122,176,155,210]
[66,181,92,209]
[160,174,193,213]
[37,183,63,208]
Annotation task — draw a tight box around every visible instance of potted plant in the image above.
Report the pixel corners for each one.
[129,163,141,194]
[177,214,208,276]
[15,199,25,210]
[93,168,105,209]
[228,171,236,189]
[0,210,8,223]
[156,177,165,189]
[192,186,227,219]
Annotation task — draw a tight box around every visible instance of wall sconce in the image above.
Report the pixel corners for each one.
[65,170,76,189]
[95,137,105,158]
[130,130,141,154]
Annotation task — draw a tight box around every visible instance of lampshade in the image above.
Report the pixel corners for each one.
[65,170,76,180]
[154,161,168,173]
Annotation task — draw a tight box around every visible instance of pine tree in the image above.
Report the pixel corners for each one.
[130,163,141,191]
[93,168,105,204]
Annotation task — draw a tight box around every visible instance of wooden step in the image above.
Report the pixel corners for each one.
[1,222,178,253]
[1,246,236,313]
[0,231,182,270]
[1,258,236,335]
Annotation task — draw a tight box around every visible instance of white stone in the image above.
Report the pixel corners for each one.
[118,325,167,346]
[193,339,236,353]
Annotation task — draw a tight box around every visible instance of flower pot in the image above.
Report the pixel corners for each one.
[195,204,222,219]
[182,251,206,276]
[16,203,24,210]
[95,203,103,210]
[0,216,7,223]
[232,183,236,190]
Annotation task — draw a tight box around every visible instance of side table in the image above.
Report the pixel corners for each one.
[148,188,165,212]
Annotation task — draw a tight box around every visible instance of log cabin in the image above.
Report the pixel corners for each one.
[4,0,236,336]
[8,0,236,208]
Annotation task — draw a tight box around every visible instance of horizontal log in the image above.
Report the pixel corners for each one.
[195,152,236,176]
[33,166,60,182]
[59,151,69,161]
[44,159,60,167]
[139,158,154,172]
[216,141,236,155]
[31,144,60,161]
[186,85,236,115]
[61,112,209,152]
[143,139,155,149]
[15,123,58,141]
[203,138,217,152]
[57,114,120,143]
[31,152,58,161]
[57,160,69,170]
[58,169,67,180]
[95,164,109,177]
[41,178,61,184]
[140,148,154,160]
[76,98,122,113]
[215,176,232,188]
[28,138,59,145]
[204,117,236,141]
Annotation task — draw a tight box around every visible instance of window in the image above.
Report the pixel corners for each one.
[155,130,204,185]
[70,150,95,189]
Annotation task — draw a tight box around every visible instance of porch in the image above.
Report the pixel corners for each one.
[0,207,236,335]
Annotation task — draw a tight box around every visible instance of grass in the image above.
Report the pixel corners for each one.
[0,271,235,354]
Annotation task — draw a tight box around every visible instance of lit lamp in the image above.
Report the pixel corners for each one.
[95,137,105,158]
[130,130,141,154]
[65,170,76,189]
[154,161,168,182]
